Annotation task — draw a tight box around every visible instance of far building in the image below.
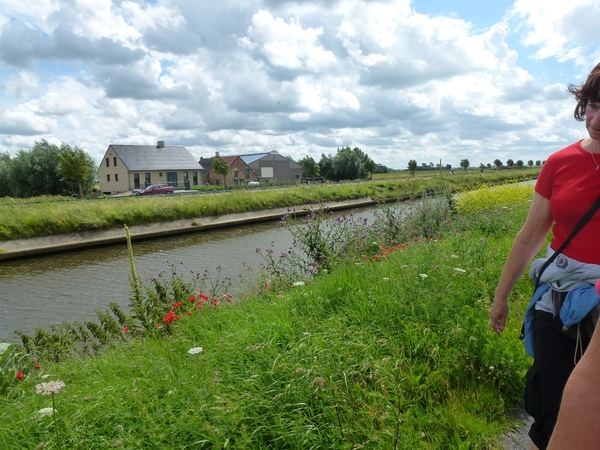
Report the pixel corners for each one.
[98,141,204,195]
[199,150,302,186]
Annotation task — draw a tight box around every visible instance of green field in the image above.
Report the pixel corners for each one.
[0,183,538,449]
[0,167,539,241]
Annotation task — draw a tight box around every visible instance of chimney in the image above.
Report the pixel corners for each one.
[157,141,165,148]
[215,151,220,157]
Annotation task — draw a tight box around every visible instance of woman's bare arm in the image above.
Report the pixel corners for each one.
[489,192,553,334]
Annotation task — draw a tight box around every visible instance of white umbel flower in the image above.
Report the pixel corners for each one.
[37,407,55,417]
[35,380,66,396]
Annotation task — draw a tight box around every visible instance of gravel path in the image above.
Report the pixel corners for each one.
[499,408,533,450]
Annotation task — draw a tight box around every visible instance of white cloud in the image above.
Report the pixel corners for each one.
[0,106,57,135]
[4,72,40,99]
[510,0,600,65]
[120,1,186,31]
[0,0,597,170]
[245,10,337,71]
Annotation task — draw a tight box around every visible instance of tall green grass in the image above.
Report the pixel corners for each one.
[0,169,538,241]
[0,186,536,449]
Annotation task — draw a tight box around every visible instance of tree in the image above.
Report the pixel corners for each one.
[318,154,334,180]
[408,160,417,176]
[0,152,13,197]
[494,159,503,170]
[352,147,375,179]
[528,160,534,167]
[516,160,524,169]
[506,159,514,169]
[536,160,541,167]
[299,156,320,179]
[9,140,65,197]
[57,144,97,199]
[460,159,470,173]
[374,163,389,174]
[331,147,360,181]
[212,157,229,187]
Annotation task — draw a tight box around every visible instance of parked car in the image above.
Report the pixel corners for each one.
[248,181,260,187]
[136,184,174,195]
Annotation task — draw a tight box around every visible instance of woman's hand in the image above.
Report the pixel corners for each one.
[489,297,509,334]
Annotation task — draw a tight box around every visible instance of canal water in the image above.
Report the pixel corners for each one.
[0,206,382,343]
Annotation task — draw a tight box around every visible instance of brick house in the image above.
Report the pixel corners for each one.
[199,154,257,187]
[98,141,204,194]
[199,150,302,186]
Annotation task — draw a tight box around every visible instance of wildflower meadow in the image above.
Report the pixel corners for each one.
[0,182,537,449]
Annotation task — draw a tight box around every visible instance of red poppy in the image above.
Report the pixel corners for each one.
[123,326,129,332]
[163,309,178,324]
[16,372,24,380]
[189,295,196,302]
[31,361,41,370]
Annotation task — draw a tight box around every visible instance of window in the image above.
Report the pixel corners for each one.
[106,158,110,167]
[234,179,239,186]
[134,173,140,189]
[193,172,198,185]
[145,173,151,187]
[184,172,189,181]
[115,174,119,182]
[107,174,110,182]
[113,157,117,167]
[159,172,163,177]
[245,168,250,178]
[166,172,177,186]
[233,169,238,178]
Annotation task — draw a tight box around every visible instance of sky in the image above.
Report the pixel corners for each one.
[1,0,599,170]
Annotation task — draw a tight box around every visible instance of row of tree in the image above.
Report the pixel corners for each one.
[0,140,97,198]
[298,146,376,182]
[407,158,543,175]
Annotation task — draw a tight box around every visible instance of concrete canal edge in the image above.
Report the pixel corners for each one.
[0,197,383,262]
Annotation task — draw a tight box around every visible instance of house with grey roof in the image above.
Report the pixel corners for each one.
[98,141,204,195]
[199,150,302,186]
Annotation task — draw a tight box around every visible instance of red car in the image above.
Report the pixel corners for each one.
[136,184,174,195]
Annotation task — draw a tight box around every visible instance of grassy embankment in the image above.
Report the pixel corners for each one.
[0,182,538,449]
[0,167,538,241]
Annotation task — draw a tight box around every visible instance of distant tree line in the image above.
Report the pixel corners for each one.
[0,140,98,198]
[406,158,544,176]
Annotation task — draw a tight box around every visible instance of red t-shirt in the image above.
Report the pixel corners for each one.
[535,140,600,264]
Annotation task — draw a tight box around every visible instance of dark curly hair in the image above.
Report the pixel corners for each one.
[568,62,600,121]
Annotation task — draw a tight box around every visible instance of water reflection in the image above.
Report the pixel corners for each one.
[1,206,382,343]
[0,220,292,342]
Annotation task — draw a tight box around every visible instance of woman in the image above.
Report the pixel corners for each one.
[490,62,600,450]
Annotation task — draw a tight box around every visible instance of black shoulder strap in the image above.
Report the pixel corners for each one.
[535,193,600,286]
[521,193,600,340]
